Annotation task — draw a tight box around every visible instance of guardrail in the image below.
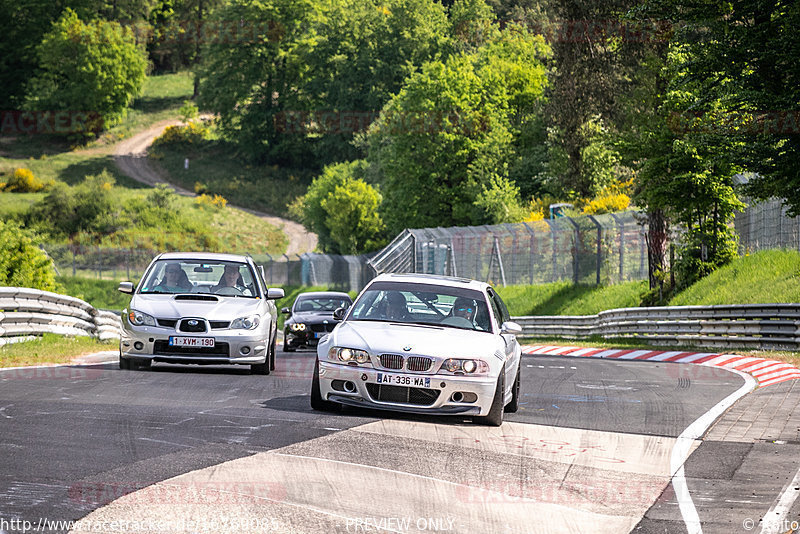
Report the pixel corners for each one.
[513,304,800,351]
[0,288,121,346]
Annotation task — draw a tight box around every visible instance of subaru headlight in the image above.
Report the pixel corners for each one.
[328,347,371,365]
[128,310,156,327]
[231,315,260,330]
[290,323,306,331]
[441,358,488,375]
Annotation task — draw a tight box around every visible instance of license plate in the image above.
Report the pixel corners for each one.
[169,336,214,348]
[376,373,431,387]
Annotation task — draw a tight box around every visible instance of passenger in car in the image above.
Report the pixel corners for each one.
[154,263,192,292]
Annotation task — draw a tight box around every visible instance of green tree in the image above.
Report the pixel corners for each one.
[368,24,549,234]
[629,45,744,292]
[25,9,147,131]
[197,0,451,165]
[533,0,646,199]
[653,0,800,216]
[290,161,385,254]
[0,0,110,108]
[0,220,59,292]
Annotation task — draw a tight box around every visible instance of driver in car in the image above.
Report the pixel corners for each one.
[451,297,476,322]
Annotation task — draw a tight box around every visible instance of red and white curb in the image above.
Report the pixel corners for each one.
[521,345,800,388]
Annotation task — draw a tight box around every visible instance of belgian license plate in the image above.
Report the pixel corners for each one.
[376,373,431,387]
[169,336,214,348]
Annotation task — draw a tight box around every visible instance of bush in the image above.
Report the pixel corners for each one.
[195,194,228,210]
[3,168,48,193]
[29,172,117,238]
[582,193,630,215]
[179,100,199,123]
[152,122,209,147]
[0,220,59,291]
[582,179,633,215]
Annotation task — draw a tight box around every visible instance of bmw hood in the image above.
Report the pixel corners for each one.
[328,321,498,360]
[130,294,264,320]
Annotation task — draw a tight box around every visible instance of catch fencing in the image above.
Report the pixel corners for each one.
[44,245,374,293]
[43,210,650,291]
[369,211,650,286]
[513,303,800,350]
[735,198,800,254]
[0,287,120,345]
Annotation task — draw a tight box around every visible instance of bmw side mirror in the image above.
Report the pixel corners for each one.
[500,321,522,335]
[281,307,291,315]
[118,282,134,294]
[266,288,285,300]
[333,307,345,321]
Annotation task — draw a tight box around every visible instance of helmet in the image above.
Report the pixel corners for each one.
[452,297,476,321]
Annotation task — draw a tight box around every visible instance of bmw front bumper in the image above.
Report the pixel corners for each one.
[317,360,498,416]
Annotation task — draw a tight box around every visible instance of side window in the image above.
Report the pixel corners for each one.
[488,289,510,324]
[486,290,503,328]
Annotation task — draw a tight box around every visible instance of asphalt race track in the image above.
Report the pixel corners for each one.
[0,349,798,533]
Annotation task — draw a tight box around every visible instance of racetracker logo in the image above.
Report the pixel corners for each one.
[0,365,104,381]
[68,480,287,506]
[667,110,800,136]
[274,110,489,136]
[0,111,103,135]
[121,19,285,45]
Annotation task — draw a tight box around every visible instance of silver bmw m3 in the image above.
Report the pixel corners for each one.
[311,273,522,426]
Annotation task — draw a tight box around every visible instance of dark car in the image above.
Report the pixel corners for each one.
[282,291,352,351]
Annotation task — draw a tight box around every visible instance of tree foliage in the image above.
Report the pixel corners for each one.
[658,0,800,216]
[0,0,150,108]
[25,9,147,130]
[368,23,549,234]
[0,220,59,292]
[627,43,745,290]
[289,161,385,254]
[197,0,450,165]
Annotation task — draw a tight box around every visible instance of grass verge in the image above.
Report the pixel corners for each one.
[0,334,114,368]
[498,281,648,316]
[152,139,313,216]
[669,249,800,305]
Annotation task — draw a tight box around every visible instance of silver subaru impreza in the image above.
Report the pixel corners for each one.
[118,252,284,374]
[311,273,522,426]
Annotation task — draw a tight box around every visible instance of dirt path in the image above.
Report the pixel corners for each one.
[112,120,318,256]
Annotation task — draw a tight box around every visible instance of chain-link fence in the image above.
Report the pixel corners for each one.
[370,211,650,286]
[43,245,374,292]
[44,211,650,290]
[41,201,800,292]
[735,198,800,254]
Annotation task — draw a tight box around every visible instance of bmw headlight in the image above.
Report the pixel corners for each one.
[128,310,156,326]
[290,323,306,331]
[231,315,260,330]
[328,347,371,365]
[441,358,489,375]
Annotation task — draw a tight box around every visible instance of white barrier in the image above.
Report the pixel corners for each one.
[513,303,800,350]
[0,287,121,343]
